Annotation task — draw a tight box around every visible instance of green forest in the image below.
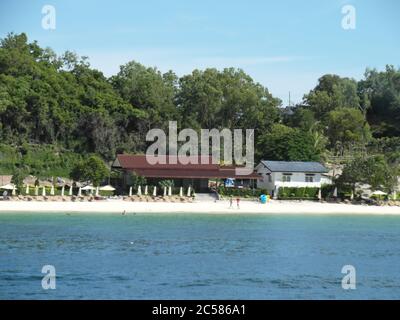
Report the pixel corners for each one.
[0,33,399,190]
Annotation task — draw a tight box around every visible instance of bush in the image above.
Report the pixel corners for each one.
[370,194,387,201]
[70,155,109,186]
[0,143,83,178]
[217,186,268,198]
[158,180,174,188]
[126,172,147,188]
[278,187,319,200]
[321,184,335,198]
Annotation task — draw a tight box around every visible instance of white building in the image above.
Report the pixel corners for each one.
[255,160,329,198]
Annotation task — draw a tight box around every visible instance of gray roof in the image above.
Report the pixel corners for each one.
[261,160,328,173]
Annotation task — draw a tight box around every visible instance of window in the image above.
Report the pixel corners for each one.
[264,173,272,182]
[282,174,291,182]
[305,174,315,183]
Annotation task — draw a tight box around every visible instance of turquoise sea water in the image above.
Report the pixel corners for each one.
[1,212,400,299]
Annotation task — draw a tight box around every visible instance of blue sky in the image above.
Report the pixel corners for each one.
[0,0,399,104]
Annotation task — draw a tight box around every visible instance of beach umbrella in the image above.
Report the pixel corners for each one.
[0,183,15,190]
[25,185,30,195]
[168,186,172,196]
[81,185,95,196]
[35,185,39,196]
[129,186,132,197]
[61,185,65,197]
[50,185,55,196]
[333,187,338,198]
[42,186,46,197]
[81,185,95,191]
[78,187,82,197]
[69,185,73,196]
[153,186,157,197]
[163,186,167,197]
[95,186,99,196]
[371,190,387,196]
[137,185,142,196]
[99,185,115,191]
[179,187,183,197]
[187,186,191,197]
[317,188,321,200]
[144,185,148,195]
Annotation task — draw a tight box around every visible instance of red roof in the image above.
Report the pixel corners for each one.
[113,154,260,179]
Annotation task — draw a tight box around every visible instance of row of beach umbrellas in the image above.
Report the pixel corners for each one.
[0,183,395,199]
[329,188,391,199]
[18,185,116,197]
[128,186,191,197]
[0,183,17,195]
[0,183,192,197]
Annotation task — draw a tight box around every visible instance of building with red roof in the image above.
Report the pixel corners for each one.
[112,154,260,192]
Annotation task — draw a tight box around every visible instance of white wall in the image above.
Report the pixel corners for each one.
[256,164,324,196]
[275,172,322,186]
[321,175,333,186]
[255,163,274,190]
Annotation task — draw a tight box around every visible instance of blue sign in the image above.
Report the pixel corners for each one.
[260,194,267,204]
[225,178,235,187]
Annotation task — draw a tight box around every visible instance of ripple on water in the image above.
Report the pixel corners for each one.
[1,213,400,299]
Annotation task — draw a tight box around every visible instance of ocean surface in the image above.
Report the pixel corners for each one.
[1,212,400,299]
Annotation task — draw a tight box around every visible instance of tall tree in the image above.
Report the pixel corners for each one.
[256,124,321,162]
[304,74,362,120]
[178,68,281,131]
[359,65,400,137]
[326,107,371,154]
[339,155,398,193]
[70,155,109,186]
[111,61,179,130]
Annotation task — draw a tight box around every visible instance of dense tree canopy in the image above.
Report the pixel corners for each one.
[256,124,320,162]
[359,66,400,137]
[326,107,371,153]
[0,32,399,183]
[177,68,281,132]
[338,155,398,193]
[304,74,362,120]
[111,61,178,131]
[0,33,146,161]
[70,155,109,186]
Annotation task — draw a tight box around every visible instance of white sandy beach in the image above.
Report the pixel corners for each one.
[0,199,400,215]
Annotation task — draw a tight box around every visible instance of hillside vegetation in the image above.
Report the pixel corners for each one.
[0,33,399,188]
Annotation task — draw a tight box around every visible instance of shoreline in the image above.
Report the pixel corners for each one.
[1,200,400,215]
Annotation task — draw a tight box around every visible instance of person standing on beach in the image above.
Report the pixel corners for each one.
[229,196,233,208]
[236,197,240,209]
